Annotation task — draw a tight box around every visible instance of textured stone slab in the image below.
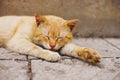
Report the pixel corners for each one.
[0,60,29,80]
[31,58,120,80]
[0,48,27,60]
[72,38,120,57]
[112,72,120,80]
[91,58,120,80]
[105,38,120,49]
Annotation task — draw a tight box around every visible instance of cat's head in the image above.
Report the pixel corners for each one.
[33,14,78,51]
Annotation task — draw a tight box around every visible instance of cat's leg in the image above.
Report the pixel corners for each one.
[60,43,101,63]
[6,38,61,61]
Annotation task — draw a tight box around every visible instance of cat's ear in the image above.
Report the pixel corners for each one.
[65,19,78,31]
[35,14,47,26]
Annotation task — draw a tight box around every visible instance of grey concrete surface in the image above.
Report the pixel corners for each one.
[0,0,120,37]
[31,58,120,80]
[0,48,27,60]
[105,38,120,49]
[0,60,29,80]
[0,38,120,80]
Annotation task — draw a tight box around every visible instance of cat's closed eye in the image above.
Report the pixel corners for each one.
[56,37,63,40]
[45,35,50,40]
[45,36,63,41]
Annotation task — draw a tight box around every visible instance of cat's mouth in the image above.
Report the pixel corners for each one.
[35,43,58,51]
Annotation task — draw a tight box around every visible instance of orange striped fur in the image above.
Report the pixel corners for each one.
[0,14,101,63]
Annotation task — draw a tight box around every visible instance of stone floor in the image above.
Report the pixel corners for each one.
[0,38,120,80]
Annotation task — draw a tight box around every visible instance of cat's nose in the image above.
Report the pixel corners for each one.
[49,42,56,49]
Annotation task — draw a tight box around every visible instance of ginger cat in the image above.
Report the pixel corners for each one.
[0,14,101,63]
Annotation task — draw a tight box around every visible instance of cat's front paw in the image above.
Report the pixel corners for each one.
[43,51,61,62]
[77,48,101,63]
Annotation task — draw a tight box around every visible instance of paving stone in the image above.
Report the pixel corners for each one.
[72,38,120,57]
[0,38,119,80]
[31,58,120,80]
[91,58,120,80]
[0,60,29,80]
[0,48,27,60]
[105,38,120,49]
[112,72,120,80]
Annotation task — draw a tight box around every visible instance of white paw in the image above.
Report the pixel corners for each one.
[43,51,61,62]
[77,48,101,63]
